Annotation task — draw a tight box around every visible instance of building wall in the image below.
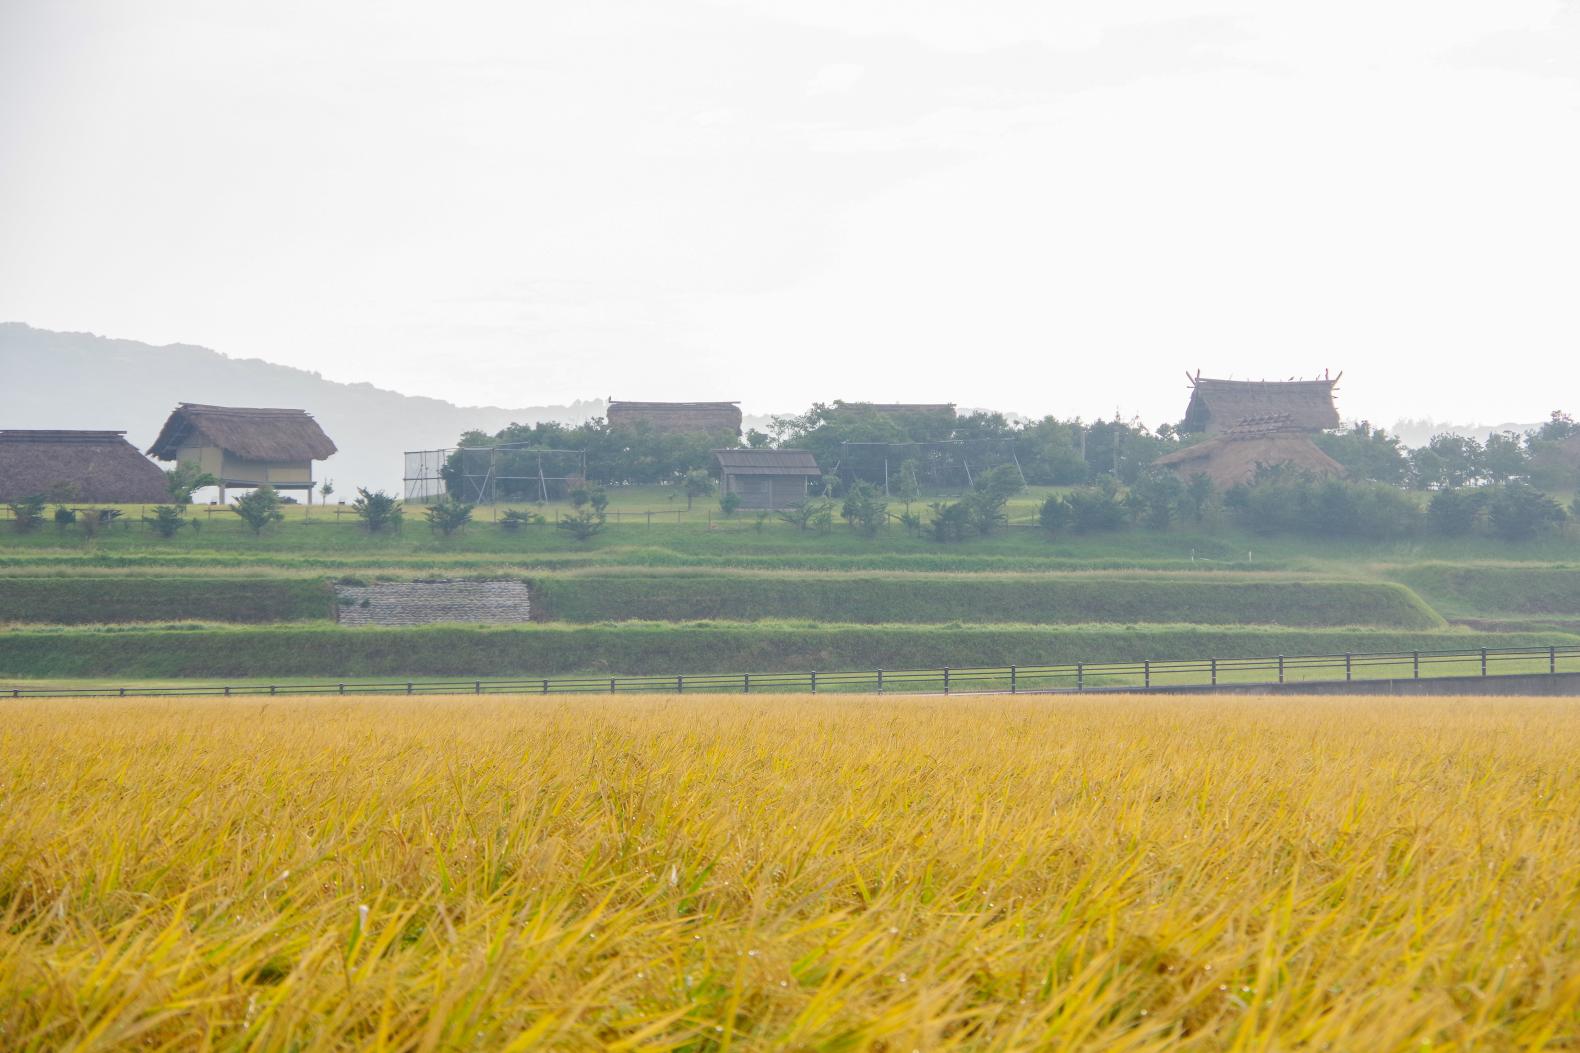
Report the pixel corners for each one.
[175,445,313,486]
[724,473,810,509]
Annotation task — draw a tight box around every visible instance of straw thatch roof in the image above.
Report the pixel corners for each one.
[713,449,823,476]
[0,430,169,503]
[1153,415,1345,490]
[147,404,337,462]
[607,401,742,436]
[1182,376,1340,434]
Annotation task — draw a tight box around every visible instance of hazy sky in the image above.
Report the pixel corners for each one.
[3,1,1577,425]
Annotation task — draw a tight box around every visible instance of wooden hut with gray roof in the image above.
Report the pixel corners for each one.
[0,430,169,503]
[713,449,822,509]
[147,404,337,502]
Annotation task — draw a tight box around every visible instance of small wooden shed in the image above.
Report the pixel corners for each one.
[713,449,822,509]
[0,430,169,503]
[608,401,742,437]
[147,404,337,501]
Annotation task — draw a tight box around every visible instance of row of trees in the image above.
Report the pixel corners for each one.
[450,404,1580,496]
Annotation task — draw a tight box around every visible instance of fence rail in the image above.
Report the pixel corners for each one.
[7,644,1580,700]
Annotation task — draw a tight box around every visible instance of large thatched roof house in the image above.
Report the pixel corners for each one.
[1154,415,1344,489]
[0,430,169,503]
[148,404,337,500]
[607,401,742,437]
[714,449,822,509]
[1182,375,1340,435]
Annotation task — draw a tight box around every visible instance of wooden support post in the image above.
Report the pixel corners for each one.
[1076,662,1084,691]
[1345,653,1352,681]
[1009,665,1016,694]
[1277,656,1284,683]
[1413,651,1420,679]
[943,666,950,695]
[1144,660,1151,689]
[743,673,749,693]
[1480,648,1488,677]
[877,669,884,693]
[1551,646,1558,675]
[810,671,818,695]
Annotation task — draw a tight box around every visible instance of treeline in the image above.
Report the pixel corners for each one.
[453,405,1580,493]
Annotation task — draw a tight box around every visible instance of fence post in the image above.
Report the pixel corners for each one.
[120,686,126,697]
[1077,662,1084,692]
[743,673,749,694]
[224,686,231,697]
[1344,653,1352,681]
[943,666,950,695]
[610,677,616,694]
[1209,657,1216,686]
[1277,655,1284,684]
[1551,646,1558,675]
[1009,665,1016,694]
[1480,648,1488,677]
[542,679,548,695]
[1144,660,1151,689]
[406,682,413,695]
[1413,651,1420,679]
[878,669,885,693]
[475,680,481,695]
[339,683,345,695]
[270,684,277,696]
[811,671,818,695]
[676,675,683,694]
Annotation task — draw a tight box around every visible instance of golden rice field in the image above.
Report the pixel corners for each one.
[1,695,1578,1051]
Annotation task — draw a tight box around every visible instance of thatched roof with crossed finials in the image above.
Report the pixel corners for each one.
[1182,374,1341,434]
[1153,414,1345,490]
[607,401,743,436]
[0,430,170,502]
[147,404,337,463]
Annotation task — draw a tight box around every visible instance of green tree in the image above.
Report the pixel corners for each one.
[165,461,218,505]
[320,479,335,503]
[1486,482,1566,541]
[1426,488,1486,537]
[556,506,606,541]
[1183,473,1214,523]
[425,496,475,536]
[1126,469,1186,529]
[718,491,742,517]
[895,459,921,512]
[231,486,284,536]
[1038,494,1071,535]
[352,488,404,533]
[1481,431,1529,484]
[682,469,715,510]
[776,498,831,532]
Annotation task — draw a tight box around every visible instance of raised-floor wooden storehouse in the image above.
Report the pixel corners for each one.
[0,430,169,503]
[713,449,822,509]
[608,400,742,437]
[147,404,337,501]
[1181,374,1340,435]
[1154,415,1345,489]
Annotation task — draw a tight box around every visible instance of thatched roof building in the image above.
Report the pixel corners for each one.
[607,401,742,436]
[148,404,337,498]
[844,402,956,416]
[1182,375,1340,434]
[1153,415,1345,490]
[714,448,822,509]
[0,430,169,503]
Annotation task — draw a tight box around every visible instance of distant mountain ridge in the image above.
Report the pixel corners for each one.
[0,323,606,493]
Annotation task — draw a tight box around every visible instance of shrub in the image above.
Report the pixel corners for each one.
[425,497,475,536]
[557,507,606,541]
[231,486,284,536]
[776,499,832,532]
[1038,494,1071,535]
[352,488,403,533]
[719,491,742,517]
[1063,479,1127,533]
[150,506,191,538]
[8,496,46,533]
[499,509,544,530]
[53,505,77,529]
[164,461,218,505]
[1125,469,1186,530]
[840,482,888,537]
[1426,488,1486,537]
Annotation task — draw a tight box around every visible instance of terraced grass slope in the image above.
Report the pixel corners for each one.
[529,571,1444,628]
[0,576,334,624]
[1,621,1572,679]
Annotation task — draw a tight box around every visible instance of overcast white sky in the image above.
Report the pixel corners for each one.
[2,1,1577,425]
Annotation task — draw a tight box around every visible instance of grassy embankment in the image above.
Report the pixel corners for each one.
[1391,563,1580,632]
[2,621,1573,680]
[3,695,1578,1049]
[0,572,1443,629]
